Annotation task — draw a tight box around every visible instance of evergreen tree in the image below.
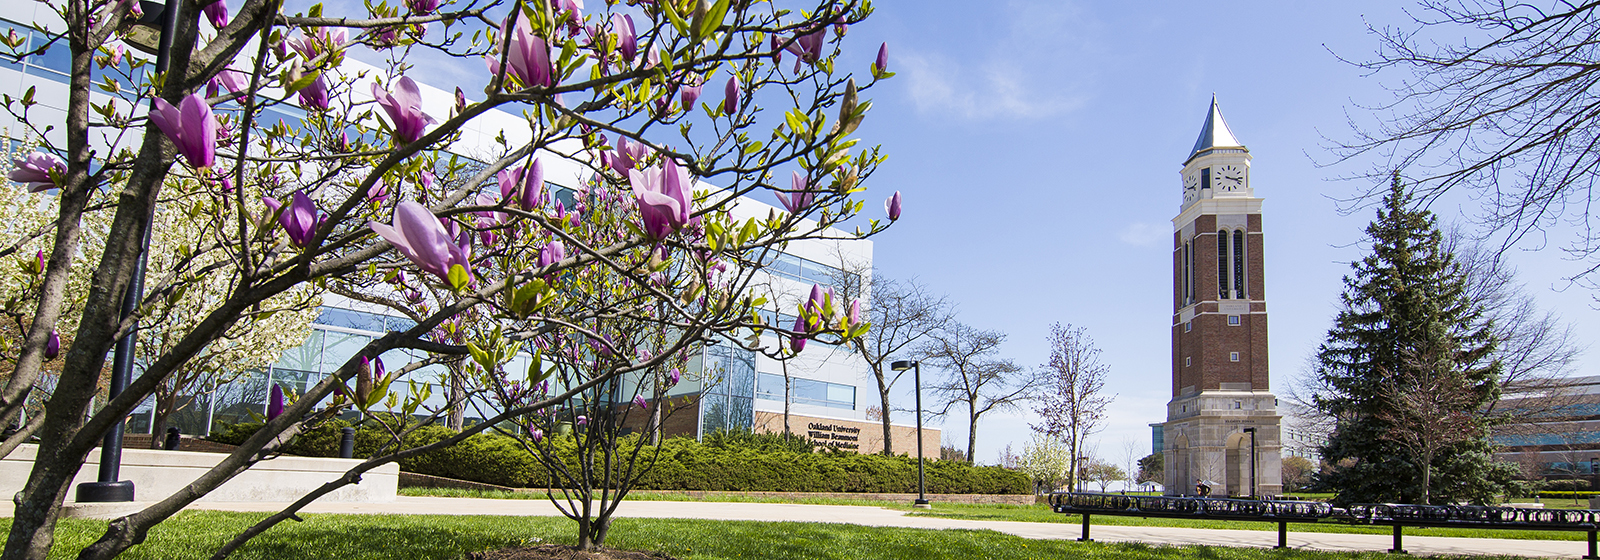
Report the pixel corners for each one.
[1312,174,1516,505]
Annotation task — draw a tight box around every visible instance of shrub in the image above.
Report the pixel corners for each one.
[209,423,1028,494]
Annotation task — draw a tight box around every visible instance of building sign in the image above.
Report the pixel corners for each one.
[807,422,860,450]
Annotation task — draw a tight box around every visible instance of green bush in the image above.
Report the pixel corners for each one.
[208,422,1028,494]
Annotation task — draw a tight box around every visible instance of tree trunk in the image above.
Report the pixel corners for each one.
[1421,451,1432,505]
[967,403,979,464]
[446,359,465,431]
[781,361,792,435]
[878,376,894,455]
[648,383,662,445]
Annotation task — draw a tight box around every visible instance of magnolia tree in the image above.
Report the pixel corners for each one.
[0,0,898,557]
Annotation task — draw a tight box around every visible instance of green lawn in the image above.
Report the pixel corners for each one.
[12,511,1526,560]
[402,487,1596,542]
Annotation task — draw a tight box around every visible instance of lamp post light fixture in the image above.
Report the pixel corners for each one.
[891,360,929,508]
[75,0,177,504]
[1242,427,1258,499]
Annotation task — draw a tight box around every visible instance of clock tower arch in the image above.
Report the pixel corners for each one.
[1162,96,1283,497]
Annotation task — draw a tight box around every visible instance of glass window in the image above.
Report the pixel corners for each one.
[319,330,372,373]
[315,307,388,332]
[27,31,70,76]
[1233,229,1246,299]
[756,373,854,410]
[1217,230,1229,299]
[1227,315,1240,326]
[274,330,324,372]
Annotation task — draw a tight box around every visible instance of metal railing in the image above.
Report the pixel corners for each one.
[1048,492,1600,556]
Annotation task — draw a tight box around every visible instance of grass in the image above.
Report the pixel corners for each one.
[401,487,1594,543]
[14,511,1527,560]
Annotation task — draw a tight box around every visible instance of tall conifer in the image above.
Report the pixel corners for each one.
[1313,174,1515,505]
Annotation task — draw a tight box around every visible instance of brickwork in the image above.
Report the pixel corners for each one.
[617,394,702,439]
[1162,101,1282,497]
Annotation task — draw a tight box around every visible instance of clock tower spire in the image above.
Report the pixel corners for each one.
[1161,97,1282,497]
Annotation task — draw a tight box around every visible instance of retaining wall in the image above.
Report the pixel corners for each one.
[2,443,396,504]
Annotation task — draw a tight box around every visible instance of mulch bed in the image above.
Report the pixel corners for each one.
[466,544,677,560]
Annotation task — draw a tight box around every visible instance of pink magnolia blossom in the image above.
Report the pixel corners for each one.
[9,151,64,192]
[268,384,285,420]
[486,16,553,88]
[369,201,472,281]
[202,0,229,28]
[405,0,440,15]
[371,76,437,144]
[291,28,347,60]
[44,329,60,360]
[298,73,329,111]
[776,171,814,213]
[613,13,636,62]
[723,75,740,114]
[630,158,692,239]
[207,70,247,98]
[262,190,323,248]
[149,93,217,168]
[538,240,565,268]
[885,191,902,221]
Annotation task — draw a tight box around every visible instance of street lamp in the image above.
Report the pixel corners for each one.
[75,0,177,504]
[1242,427,1258,499]
[891,360,929,508]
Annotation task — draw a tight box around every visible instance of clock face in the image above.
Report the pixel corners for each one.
[1216,164,1246,191]
[1183,173,1199,201]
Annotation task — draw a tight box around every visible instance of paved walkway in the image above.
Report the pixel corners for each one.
[179,496,1593,558]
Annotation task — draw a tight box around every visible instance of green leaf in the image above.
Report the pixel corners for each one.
[447,264,470,291]
[661,0,690,35]
[308,3,323,18]
[695,0,731,41]
[467,341,491,372]
[284,69,321,95]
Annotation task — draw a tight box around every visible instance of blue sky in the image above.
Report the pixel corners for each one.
[352,0,1600,468]
[846,0,1600,467]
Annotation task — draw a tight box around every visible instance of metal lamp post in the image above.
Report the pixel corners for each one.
[1242,427,1258,499]
[75,0,175,504]
[891,360,929,508]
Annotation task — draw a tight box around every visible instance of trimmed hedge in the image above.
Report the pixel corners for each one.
[209,423,1028,494]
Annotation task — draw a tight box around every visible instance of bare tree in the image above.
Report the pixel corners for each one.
[1031,323,1114,495]
[1121,438,1143,492]
[1446,225,1583,407]
[1375,344,1489,505]
[919,322,1039,462]
[1329,1,1600,283]
[833,264,951,454]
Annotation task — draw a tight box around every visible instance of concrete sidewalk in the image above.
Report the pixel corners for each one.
[179,496,1594,558]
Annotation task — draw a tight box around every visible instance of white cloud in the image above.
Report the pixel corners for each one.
[1119,222,1168,247]
[898,1,1098,120]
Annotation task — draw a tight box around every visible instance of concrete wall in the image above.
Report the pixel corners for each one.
[751,411,940,456]
[3,444,396,503]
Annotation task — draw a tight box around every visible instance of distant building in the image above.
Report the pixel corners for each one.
[1493,375,1600,478]
[0,7,938,453]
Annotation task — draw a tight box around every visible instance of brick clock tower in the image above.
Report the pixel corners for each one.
[1161,97,1282,497]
